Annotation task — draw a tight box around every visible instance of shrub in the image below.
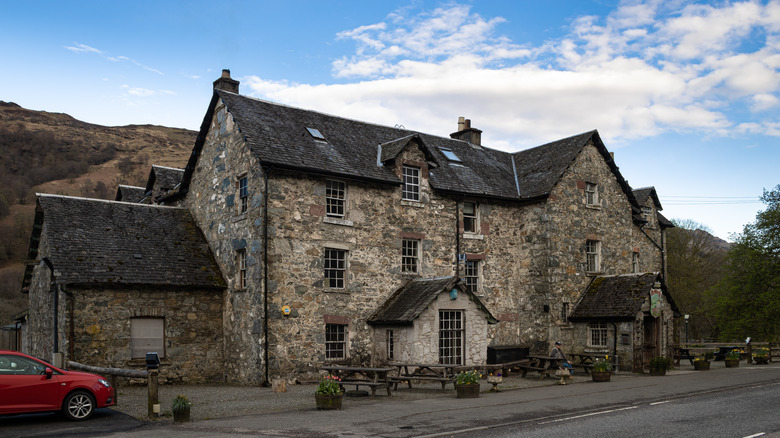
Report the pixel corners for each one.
[649,356,672,371]
[592,355,612,372]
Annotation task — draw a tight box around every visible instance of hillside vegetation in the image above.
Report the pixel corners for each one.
[0,101,196,324]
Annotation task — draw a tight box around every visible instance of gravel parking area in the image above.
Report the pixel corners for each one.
[110,373,582,421]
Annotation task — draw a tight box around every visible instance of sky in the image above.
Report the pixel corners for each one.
[1,0,778,242]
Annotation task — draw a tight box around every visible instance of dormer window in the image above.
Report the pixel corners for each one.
[440,147,461,163]
[642,206,653,220]
[306,127,326,140]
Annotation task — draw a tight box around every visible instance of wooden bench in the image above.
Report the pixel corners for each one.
[320,365,393,397]
[570,363,593,375]
[388,375,454,390]
[389,363,456,391]
[338,380,390,396]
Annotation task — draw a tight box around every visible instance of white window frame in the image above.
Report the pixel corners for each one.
[402,165,420,201]
[632,251,639,273]
[462,202,477,234]
[402,239,420,274]
[585,182,598,206]
[238,175,248,214]
[324,248,347,289]
[237,249,247,290]
[325,324,347,360]
[131,317,165,359]
[588,322,609,348]
[464,260,479,294]
[586,240,601,273]
[386,330,394,360]
[326,180,346,218]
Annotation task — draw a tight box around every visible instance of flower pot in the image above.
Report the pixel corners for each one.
[486,375,502,384]
[315,394,344,410]
[591,371,611,382]
[649,368,666,376]
[455,383,480,398]
[693,360,710,371]
[725,359,740,368]
[173,406,190,423]
[753,356,769,365]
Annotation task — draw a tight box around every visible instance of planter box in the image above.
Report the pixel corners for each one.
[694,360,710,371]
[455,384,480,398]
[591,371,611,382]
[725,359,740,368]
[315,394,344,410]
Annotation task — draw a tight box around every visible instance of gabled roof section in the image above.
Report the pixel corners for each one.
[115,185,146,203]
[22,194,225,290]
[379,134,417,164]
[367,276,497,326]
[568,273,680,321]
[633,187,662,210]
[145,165,185,202]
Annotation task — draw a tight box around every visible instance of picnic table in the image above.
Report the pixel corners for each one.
[517,355,558,380]
[320,365,393,396]
[673,347,695,366]
[388,363,456,390]
[569,353,607,375]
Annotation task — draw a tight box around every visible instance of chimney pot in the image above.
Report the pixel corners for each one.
[213,68,240,93]
[457,116,465,131]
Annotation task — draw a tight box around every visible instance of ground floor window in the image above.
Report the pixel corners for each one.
[588,321,609,348]
[325,324,347,359]
[439,310,464,365]
[130,317,165,359]
[386,330,394,360]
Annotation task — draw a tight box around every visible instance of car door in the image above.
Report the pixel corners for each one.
[0,354,62,414]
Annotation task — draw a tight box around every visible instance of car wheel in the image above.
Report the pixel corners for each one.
[62,390,96,421]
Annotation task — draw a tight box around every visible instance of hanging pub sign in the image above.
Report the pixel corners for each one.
[650,288,663,318]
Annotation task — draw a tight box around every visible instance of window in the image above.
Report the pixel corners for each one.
[561,302,569,321]
[440,147,461,162]
[586,240,601,272]
[325,324,346,359]
[402,239,420,274]
[238,176,248,214]
[439,310,464,365]
[464,260,479,294]
[402,165,420,201]
[0,354,47,375]
[588,322,608,348]
[324,248,347,289]
[585,182,598,206]
[237,249,247,289]
[306,127,326,140]
[131,318,164,359]
[462,202,477,233]
[632,252,639,273]
[325,180,346,218]
[642,206,653,220]
[386,330,394,360]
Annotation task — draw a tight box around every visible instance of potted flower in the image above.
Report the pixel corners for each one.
[315,374,344,410]
[694,351,714,370]
[454,370,481,398]
[591,355,612,382]
[487,372,502,391]
[725,349,741,368]
[752,347,770,365]
[172,394,191,423]
[649,356,672,376]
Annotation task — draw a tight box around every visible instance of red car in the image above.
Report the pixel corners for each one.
[0,350,115,420]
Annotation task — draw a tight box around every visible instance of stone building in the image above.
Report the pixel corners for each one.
[23,70,679,383]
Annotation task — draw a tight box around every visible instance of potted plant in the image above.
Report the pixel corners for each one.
[454,370,481,398]
[590,355,612,382]
[725,349,741,368]
[315,374,344,410]
[172,394,191,423]
[694,351,714,370]
[649,356,672,376]
[486,372,502,391]
[752,347,770,365]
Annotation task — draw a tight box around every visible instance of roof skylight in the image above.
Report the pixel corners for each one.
[440,147,461,162]
[306,127,326,140]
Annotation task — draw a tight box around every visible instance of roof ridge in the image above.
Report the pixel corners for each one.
[37,193,184,209]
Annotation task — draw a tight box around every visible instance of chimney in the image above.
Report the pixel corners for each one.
[450,116,482,146]
[213,69,240,94]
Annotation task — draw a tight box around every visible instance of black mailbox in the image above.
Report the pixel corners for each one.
[145,352,160,370]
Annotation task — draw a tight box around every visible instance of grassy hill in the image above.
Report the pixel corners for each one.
[0,101,196,324]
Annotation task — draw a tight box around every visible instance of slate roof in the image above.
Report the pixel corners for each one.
[367,276,497,326]
[568,273,680,321]
[177,90,642,207]
[115,185,146,203]
[146,165,185,202]
[22,195,225,290]
[633,187,674,228]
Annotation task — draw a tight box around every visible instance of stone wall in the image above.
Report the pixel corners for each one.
[65,287,224,383]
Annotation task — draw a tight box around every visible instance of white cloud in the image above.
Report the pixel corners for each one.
[65,42,163,75]
[245,1,780,149]
[64,42,102,54]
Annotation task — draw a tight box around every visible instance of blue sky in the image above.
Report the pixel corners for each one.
[2,0,778,241]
